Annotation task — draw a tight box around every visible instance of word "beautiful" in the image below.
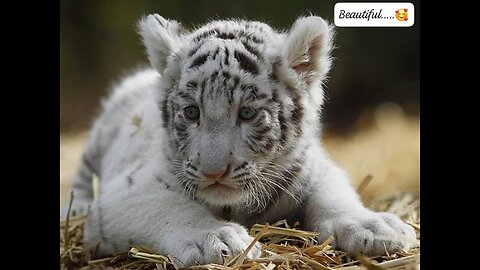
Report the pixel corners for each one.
[338,9,384,21]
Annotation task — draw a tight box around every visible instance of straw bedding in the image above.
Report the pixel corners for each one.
[60,192,420,270]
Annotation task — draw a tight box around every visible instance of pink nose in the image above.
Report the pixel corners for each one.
[202,166,228,181]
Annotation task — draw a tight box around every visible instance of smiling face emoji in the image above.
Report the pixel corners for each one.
[395,9,408,21]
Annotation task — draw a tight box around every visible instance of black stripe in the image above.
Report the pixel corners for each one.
[194,29,217,42]
[242,84,257,95]
[252,119,267,128]
[234,51,259,75]
[189,54,208,69]
[264,138,275,151]
[256,93,269,100]
[178,91,193,100]
[186,81,197,90]
[187,163,198,171]
[227,82,233,105]
[161,98,169,128]
[174,122,187,132]
[256,125,272,134]
[244,91,269,103]
[278,113,287,144]
[252,134,265,142]
[241,41,263,60]
[176,128,189,140]
[232,171,249,180]
[232,76,240,90]
[249,35,263,44]
[199,79,207,107]
[233,162,249,172]
[252,113,266,126]
[269,72,279,83]
[210,70,219,81]
[188,43,203,57]
[185,170,198,179]
[217,32,236,40]
[212,47,220,59]
[222,71,231,82]
[237,27,264,44]
[242,85,258,102]
[272,90,287,144]
[175,127,189,145]
[177,141,190,154]
[269,60,282,82]
[224,48,230,66]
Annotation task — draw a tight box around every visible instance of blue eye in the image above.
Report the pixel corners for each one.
[184,106,200,120]
[239,107,257,120]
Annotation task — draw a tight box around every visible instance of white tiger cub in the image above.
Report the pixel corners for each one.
[62,14,416,266]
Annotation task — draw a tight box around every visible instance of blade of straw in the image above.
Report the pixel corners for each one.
[63,191,75,251]
[92,174,99,199]
[357,255,384,270]
[357,174,373,194]
[233,225,269,268]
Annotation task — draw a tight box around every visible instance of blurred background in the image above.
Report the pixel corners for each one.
[60,0,420,205]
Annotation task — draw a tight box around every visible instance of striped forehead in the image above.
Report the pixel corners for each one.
[181,66,259,106]
[183,39,265,77]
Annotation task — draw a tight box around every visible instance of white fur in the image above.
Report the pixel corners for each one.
[138,15,186,73]
[282,16,333,85]
[63,14,416,266]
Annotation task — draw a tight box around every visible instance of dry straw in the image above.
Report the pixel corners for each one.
[61,190,419,270]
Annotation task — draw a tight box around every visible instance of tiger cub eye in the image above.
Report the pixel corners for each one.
[184,106,200,120]
[239,107,257,120]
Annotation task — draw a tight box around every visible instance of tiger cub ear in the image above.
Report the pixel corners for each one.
[282,16,334,86]
[138,14,186,74]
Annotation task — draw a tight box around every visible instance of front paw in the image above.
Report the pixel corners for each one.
[166,222,262,266]
[315,212,416,256]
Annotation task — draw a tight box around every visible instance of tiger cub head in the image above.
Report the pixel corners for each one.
[138,14,334,210]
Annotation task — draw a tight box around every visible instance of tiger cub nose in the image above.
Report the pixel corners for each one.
[201,166,229,181]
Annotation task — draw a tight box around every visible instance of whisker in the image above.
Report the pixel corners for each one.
[257,171,298,202]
